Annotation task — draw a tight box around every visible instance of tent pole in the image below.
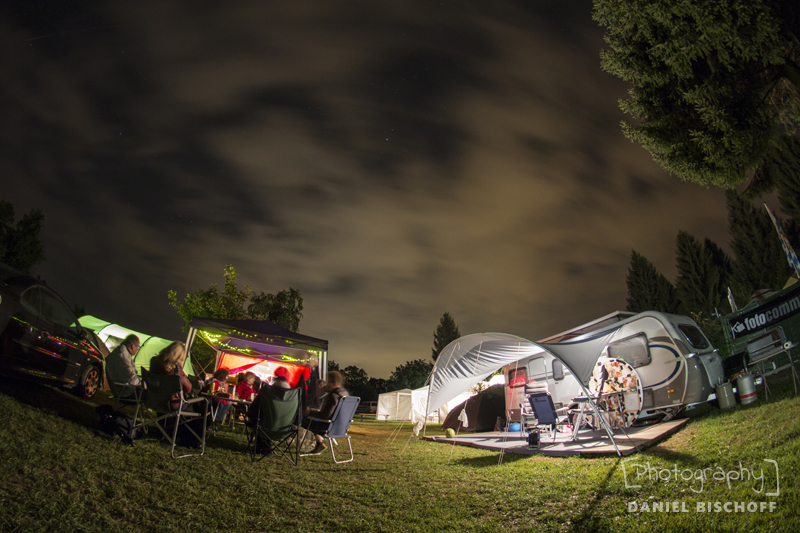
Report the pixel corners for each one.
[422,369,434,438]
[184,327,197,375]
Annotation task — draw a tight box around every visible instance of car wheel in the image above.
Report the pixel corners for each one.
[80,366,101,399]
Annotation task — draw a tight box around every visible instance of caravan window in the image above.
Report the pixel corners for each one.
[608,332,651,368]
[552,359,564,381]
[508,368,527,388]
[678,325,710,350]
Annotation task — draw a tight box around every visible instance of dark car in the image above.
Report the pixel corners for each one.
[0,262,106,399]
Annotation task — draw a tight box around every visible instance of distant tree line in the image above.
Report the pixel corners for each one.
[328,311,463,401]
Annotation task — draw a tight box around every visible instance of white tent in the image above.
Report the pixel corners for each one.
[411,386,472,424]
[376,389,413,421]
[425,331,624,454]
[377,386,473,422]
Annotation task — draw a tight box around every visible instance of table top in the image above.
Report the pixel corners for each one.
[572,391,628,402]
[199,392,253,406]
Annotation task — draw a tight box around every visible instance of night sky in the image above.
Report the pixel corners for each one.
[2,1,733,378]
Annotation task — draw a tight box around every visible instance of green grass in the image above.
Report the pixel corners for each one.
[0,373,798,533]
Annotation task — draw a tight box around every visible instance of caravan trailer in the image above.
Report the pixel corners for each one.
[505,311,724,426]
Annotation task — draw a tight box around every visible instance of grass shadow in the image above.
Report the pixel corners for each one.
[566,458,620,533]
[0,376,98,428]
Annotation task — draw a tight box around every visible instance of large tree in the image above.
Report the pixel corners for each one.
[247,287,304,333]
[704,237,734,312]
[0,200,45,274]
[388,359,433,391]
[726,191,792,302]
[341,365,376,401]
[625,250,680,313]
[431,311,461,361]
[167,265,304,332]
[594,0,800,188]
[768,135,800,247]
[167,265,305,369]
[675,231,724,316]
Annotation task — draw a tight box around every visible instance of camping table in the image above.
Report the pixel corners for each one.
[200,393,253,428]
[570,391,625,441]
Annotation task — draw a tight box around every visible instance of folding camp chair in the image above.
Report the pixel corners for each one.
[527,391,559,445]
[247,387,302,466]
[110,380,146,431]
[519,382,549,437]
[140,368,209,459]
[300,396,360,463]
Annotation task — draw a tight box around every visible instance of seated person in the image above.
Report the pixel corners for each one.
[149,341,192,411]
[105,334,142,397]
[272,375,291,389]
[201,368,232,430]
[303,371,348,455]
[310,379,327,410]
[244,374,292,428]
[235,371,258,401]
[150,341,205,448]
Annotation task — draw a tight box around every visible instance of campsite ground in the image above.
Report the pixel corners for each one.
[0,374,798,533]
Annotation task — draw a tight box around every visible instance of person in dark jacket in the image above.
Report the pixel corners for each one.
[303,371,348,455]
[149,341,192,411]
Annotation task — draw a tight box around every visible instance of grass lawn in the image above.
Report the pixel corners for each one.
[0,373,798,533]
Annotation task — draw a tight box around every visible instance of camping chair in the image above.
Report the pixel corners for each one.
[110,379,146,431]
[140,368,209,459]
[519,382,549,437]
[247,387,302,466]
[527,392,559,444]
[300,396,360,463]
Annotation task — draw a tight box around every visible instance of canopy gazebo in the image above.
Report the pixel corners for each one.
[185,317,329,388]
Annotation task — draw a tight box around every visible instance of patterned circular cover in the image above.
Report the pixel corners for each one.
[585,358,643,429]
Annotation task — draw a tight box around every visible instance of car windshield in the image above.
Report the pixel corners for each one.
[678,324,710,351]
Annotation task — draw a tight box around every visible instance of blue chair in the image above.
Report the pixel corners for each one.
[301,396,360,463]
[528,392,559,444]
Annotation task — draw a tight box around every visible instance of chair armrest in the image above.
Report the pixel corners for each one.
[306,416,333,424]
[183,396,209,406]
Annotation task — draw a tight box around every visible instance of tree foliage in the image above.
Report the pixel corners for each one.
[247,287,304,333]
[342,365,376,401]
[594,0,800,188]
[625,250,680,314]
[388,359,433,391]
[431,311,461,361]
[769,136,800,248]
[167,265,304,370]
[0,200,45,274]
[704,237,734,311]
[726,191,792,302]
[368,377,389,397]
[675,231,728,316]
[167,265,304,332]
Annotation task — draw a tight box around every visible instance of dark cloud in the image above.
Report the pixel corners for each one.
[1,1,733,377]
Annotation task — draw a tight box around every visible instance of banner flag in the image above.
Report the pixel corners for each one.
[727,287,738,312]
[764,203,800,278]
